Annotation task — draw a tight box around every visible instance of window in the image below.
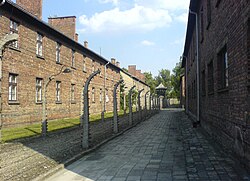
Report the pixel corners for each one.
[72,50,75,67]
[200,7,204,42]
[10,20,19,48]
[217,46,229,89]
[83,56,86,72]
[36,78,42,102]
[56,42,61,63]
[206,0,211,28]
[207,61,214,94]
[36,33,43,57]
[202,70,206,96]
[9,74,17,101]
[71,84,75,102]
[56,81,61,102]
[92,87,95,102]
[99,89,102,103]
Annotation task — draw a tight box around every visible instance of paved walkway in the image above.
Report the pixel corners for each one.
[47,109,250,181]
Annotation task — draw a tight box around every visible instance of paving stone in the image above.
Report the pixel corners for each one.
[46,109,250,181]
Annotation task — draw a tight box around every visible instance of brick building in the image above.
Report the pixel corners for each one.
[128,65,145,82]
[0,0,123,127]
[182,0,250,165]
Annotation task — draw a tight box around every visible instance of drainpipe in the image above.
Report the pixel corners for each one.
[189,9,200,123]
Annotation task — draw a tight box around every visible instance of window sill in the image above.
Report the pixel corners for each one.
[71,66,76,70]
[36,55,45,60]
[71,101,77,104]
[36,101,42,105]
[83,70,87,73]
[8,46,21,52]
[56,61,62,65]
[55,101,62,104]
[9,101,20,105]
[217,87,229,93]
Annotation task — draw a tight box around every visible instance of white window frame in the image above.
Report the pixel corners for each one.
[56,42,61,63]
[36,78,42,102]
[36,33,43,57]
[9,74,17,101]
[56,81,61,102]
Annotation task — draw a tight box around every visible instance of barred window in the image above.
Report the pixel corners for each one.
[9,74,17,101]
[36,33,43,57]
[36,78,42,102]
[217,46,229,89]
[10,20,19,48]
[56,42,61,63]
[56,81,61,102]
[208,61,214,94]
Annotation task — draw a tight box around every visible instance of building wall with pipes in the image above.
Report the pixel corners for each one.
[183,0,250,165]
[0,0,120,127]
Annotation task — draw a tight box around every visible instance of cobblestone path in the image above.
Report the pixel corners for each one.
[47,109,250,181]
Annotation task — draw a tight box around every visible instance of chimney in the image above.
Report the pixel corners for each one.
[48,16,76,39]
[84,41,88,48]
[111,58,116,65]
[74,33,78,42]
[116,61,120,68]
[16,0,43,19]
[128,65,136,76]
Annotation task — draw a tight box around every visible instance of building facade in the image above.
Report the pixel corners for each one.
[183,0,250,165]
[0,0,123,127]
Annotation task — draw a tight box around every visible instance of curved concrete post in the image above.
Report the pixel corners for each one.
[144,91,149,119]
[0,33,18,143]
[113,79,124,134]
[129,86,136,126]
[138,89,144,121]
[82,69,101,149]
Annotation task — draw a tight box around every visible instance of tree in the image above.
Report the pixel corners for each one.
[170,61,184,99]
[144,72,156,94]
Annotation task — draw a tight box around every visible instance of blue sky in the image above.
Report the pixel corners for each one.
[40,0,189,76]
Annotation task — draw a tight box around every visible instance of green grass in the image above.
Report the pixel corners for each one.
[2,110,130,142]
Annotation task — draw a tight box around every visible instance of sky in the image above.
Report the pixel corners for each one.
[39,0,189,76]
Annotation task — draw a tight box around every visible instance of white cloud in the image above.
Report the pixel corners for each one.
[134,0,189,11]
[79,5,172,33]
[175,12,188,24]
[98,0,119,6]
[141,40,155,46]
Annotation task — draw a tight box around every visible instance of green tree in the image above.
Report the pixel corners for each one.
[144,72,156,94]
[155,69,172,97]
[170,61,184,99]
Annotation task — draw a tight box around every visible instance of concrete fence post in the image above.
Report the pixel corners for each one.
[113,79,124,134]
[82,69,101,149]
[129,86,136,126]
[144,91,149,119]
[137,89,144,121]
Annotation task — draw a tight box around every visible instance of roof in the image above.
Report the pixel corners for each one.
[182,0,199,68]
[1,0,120,71]
[156,83,167,90]
[0,0,149,87]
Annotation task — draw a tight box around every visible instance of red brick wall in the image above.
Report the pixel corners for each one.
[16,0,42,19]
[0,11,120,127]
[48,16,76,40]
[185,0,250,164]
[128,65,136,76]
